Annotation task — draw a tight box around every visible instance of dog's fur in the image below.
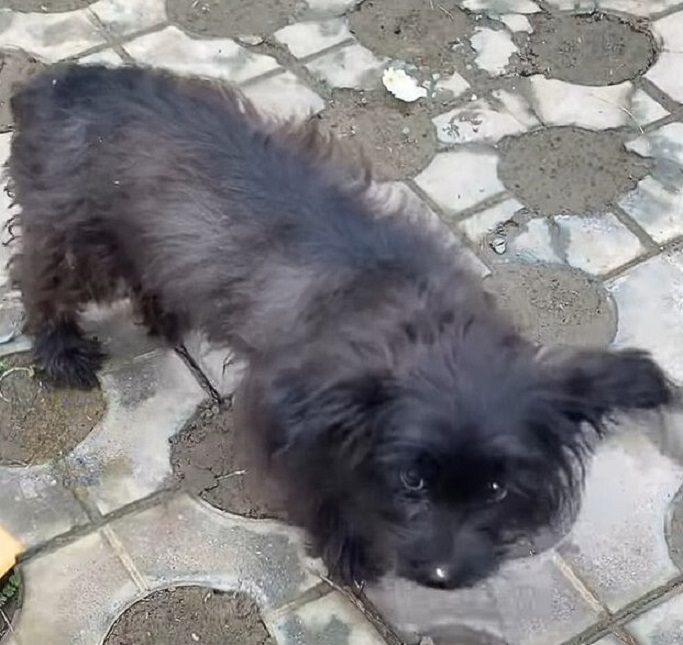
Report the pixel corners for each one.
[7,64,676,589]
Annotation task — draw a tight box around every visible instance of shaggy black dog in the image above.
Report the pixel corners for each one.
[7,64,676,589]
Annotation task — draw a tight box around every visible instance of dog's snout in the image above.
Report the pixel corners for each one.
[421,564,455,589]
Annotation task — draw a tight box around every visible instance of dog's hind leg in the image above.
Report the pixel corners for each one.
[11,223,106,389]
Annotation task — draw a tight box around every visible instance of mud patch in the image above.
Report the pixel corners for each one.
[349,0,471,73]
[170,402,286,520]
[0,353,106,466]
[167,0,302,38]
[498,127,650,216]
[513,13,657,86]
[104,586,274,645]
[667,484,683,570]
[484,262,616,347]
[0,569,21,642]
[0,49,48,133]
[315,89,437,180]
[0,0,94,10]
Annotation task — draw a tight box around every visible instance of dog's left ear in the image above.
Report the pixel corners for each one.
[263,367,392,466]
[547,348,677,429]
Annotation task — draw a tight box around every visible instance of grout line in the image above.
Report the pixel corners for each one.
[19,488,182,564]
[554,553,609,617]
[174,343,222,405]
[101,525,150,593]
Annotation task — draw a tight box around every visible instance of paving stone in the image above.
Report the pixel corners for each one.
[414,150,505,215]
[0,8,106,62]
[629,89,669,127]
[77,47,124,65]
[274,17,351,59]
[367,575,504,644]
[500,213,644,275]
[499,13,533,32]
[650,9,683,50]
[305,0,362,16]
[646,51,683,105]
[433,71,471,100]
[558,431,683,611]
[60,309,204,514]
[432,91,538,146]
[607,249,683,382]
[458,197,525,246]
[543,0,597,9]
[491,553,600,645]
[108,493,324,611]
[529,76,633,130]
[599,0,683,14]
[628,122,683,167]
[627,592,683,644]
[4,531,140,645]
[271,590,386,645]
[305,42,388,90]
[243,71,326,120]
[0,465,88,550]
[123,26,279,84]
[369,551,600,645]
[470,27,518,76]
[619,175,683,244]
[89,0,167,37]
[463,0,540,12]
[552,213,645,275]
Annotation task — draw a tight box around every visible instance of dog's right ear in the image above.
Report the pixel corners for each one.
[259,366,392,467]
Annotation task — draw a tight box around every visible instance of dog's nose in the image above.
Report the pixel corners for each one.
[422,564,453,589]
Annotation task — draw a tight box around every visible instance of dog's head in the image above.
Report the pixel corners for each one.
[243,321,675,590]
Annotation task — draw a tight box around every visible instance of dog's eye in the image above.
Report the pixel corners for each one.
[485,481,508,503]
[400,469,425,492]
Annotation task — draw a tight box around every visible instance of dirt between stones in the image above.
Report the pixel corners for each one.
[512,12,657,87]
[167,0,303,38]
[103,586,274,645]
[349,0,472,73]
[0,49,47,133]
[316,88,437,181]
[484,262,617,348]
[497,127,651,216]
[170,401,287,520]
[0,352,106,466]
[0,570,21,643]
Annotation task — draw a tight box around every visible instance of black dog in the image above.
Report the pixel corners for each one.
[7,64,676,589]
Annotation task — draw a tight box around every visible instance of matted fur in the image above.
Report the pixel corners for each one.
[7,64,677,588]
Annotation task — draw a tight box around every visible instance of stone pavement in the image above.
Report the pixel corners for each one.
[1,0,683,643]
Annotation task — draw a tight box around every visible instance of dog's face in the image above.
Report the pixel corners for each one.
[251,330,674,590]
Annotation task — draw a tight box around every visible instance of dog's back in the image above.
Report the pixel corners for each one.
[8,64,458,384]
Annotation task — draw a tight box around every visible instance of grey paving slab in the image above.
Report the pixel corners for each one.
[270,591,387,645]
[0,464,89,550]
[367,551,602,645]
[106,493,324,611]
[627,592,683,644]
[61,304,205,514]
[557,430,683,611]
[4,531,140,645]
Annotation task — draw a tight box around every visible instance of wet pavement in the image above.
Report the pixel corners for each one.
[1,0,683,643]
